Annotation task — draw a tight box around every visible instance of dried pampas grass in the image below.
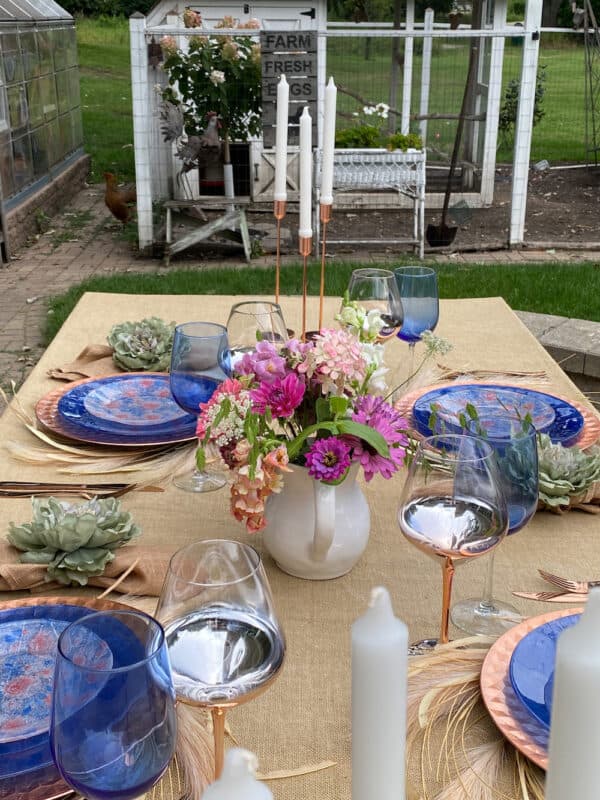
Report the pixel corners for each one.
[407,638,544,800]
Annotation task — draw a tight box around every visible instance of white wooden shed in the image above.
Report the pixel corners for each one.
[130,0,542,252]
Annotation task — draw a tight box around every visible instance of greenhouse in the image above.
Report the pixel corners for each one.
[0,0,87,260]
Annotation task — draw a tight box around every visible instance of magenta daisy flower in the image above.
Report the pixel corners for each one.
[250,372,305,418]
[350,395,409,481]
[305,436,351,482]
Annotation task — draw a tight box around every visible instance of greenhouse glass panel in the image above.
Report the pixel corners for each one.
[3,38,24,85]
[31,127,49,177]
[71,109,82,148]
[27,79,44,127]
[0,89,9,135]
[0,135,15,197]
[52,29,69,71]
[7,85,28,131]
[37,30,52,75]
[12,134,33,189]
[56,70,69,114]
[58,112,72,157]
[40,74,57,120]
[21,31,39,80]
[67,67,80,109]
[46,117,60,166]
[66,27,77,68]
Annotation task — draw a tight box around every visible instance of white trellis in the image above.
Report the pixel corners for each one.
[131,0,542,252]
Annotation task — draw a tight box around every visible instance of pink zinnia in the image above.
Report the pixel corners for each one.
[305,437,351,482]
[350,395,409,481]
[250,373,305,418]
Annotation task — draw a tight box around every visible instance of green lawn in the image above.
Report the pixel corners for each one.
[76,17,588,185]
[44,261,600,344]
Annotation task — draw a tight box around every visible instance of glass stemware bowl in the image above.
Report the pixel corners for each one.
[169,321,230,493]
[346,268,404,339]
[226,301,289,369]
[451,412,539,636]
[155,539,286,779]
[51,609,177,800]
[397,434,508,645]
[394,266,439,385]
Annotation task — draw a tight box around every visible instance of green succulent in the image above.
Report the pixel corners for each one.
[108,317,176,372]
[537,434,600,509]
[8,496,141,586]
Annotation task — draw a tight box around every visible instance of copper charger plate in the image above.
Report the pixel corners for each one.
[480,606,583,769]
[0,595,133,800]
[395,382,600,450]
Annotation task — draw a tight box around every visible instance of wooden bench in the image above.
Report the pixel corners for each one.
[164,197,252,265]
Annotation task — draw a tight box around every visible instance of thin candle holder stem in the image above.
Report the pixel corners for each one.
[299,235,312,340]
[319,203,332,331]
[273,199,287,305]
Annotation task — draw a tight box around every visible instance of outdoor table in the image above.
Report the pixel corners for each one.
[0,292,598,800]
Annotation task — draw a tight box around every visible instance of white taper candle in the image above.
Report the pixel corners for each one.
[202,749,272,800]
[545,590,600,800]
[320,77,337,206]
[299,106,312,238]
[352,586,408,800]
[274,75,289,202]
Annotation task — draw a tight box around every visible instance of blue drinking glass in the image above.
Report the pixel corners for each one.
[170,321,231,492]
[394,266,439,386]
[50,609,177,800]
[451,411,539,636]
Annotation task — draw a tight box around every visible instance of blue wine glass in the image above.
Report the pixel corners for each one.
[451,411,539,636]
[51,609,177,800]
[170,321,231,492]
[394,266,439,385]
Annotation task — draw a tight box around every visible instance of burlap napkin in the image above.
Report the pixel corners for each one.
[0,539,171,596]
[47,344,116,381]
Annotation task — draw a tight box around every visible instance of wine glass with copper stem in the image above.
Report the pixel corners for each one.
[394,266,439,390]
[155,539,286,779]
[169,322,230,493]
[345,268,404,339]
[51,609,177,800]
[397,434,508,646]
[451,411,539,636]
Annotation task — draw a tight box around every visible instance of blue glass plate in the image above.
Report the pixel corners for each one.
[508,614,580,729]
[0,599,138,798]
[36,373,198,447]
[412,384,584,446]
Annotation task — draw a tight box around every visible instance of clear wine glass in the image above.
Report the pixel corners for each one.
[51,609,177,800]
[346,268,404,339]
[393,266,439,388]
[169,321,230,493]
[451,411,539,636]
[226,301,289,370]
[155,539,286,779]
[397,434,508,645]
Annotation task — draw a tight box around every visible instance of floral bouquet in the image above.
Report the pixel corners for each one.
[196,328,409,533]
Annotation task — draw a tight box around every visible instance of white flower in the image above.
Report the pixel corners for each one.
[209,69,226,85]
[375,102,390,119]
[361,342,389,395]
[363,105,376,116]
[421,330,452,356]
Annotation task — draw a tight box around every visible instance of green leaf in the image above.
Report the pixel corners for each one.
[316,397,333,422]
[329,396,350,417]
[336,420,390,457]
[465,402,479,420]
[196,448,206,471]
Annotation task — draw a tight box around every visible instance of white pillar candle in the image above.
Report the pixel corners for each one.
[320,77,337,206]
[202,748,272,800]
[545,589,600,800]
[274,75,289,202]
[298,106,313,238]
[352,586,408,800]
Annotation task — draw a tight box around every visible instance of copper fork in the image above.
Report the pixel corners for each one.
[0,481,163,498]
[513,590,587,603]
[538,569,600,595]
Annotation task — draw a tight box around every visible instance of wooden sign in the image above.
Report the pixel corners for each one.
[260,30,318,148]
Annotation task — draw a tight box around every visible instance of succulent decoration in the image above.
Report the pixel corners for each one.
[8,497,141,586]
[537,434,600,511]
[107,317,176,372]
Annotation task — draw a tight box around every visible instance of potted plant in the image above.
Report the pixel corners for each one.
[160,11,262,198]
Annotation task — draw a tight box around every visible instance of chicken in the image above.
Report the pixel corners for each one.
[103,172,137,223]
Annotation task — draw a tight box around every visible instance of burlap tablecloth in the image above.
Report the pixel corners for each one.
[1,293,598,800]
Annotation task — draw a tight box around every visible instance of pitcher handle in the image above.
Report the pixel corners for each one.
[312,480,336,561]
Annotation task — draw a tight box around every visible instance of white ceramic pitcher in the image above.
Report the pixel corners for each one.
[262,464,370,580]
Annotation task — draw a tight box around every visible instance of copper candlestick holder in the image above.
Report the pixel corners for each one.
[298,234,312,341]
[318,202,332,331]
[273,199,287,305]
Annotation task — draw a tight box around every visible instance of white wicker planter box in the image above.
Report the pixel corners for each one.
[315,148,426,258]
